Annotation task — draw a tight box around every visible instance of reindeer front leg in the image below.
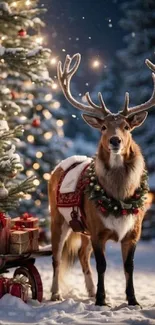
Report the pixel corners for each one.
[92,239,107,306]
[121,239,139,306]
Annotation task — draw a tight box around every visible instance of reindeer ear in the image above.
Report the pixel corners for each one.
[82,114,104,129]
[126,111,148,130]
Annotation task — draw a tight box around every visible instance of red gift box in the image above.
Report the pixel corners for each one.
[0,213,11,254]
[8,275,30,302]
[0,276,9,298]
[11,213,38,229]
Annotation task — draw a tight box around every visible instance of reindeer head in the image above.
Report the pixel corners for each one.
[57,54,155,155]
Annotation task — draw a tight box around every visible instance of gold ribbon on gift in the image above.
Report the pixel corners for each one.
[9,275,31,290]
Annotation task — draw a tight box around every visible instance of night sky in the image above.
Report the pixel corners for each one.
[42,0,126,88]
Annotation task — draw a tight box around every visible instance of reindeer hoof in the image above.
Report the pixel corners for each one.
[95,296,109,306]
[128,297,141,307]
[51,293,62,301]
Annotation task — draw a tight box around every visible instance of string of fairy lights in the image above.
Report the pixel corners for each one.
[6,0,102,208]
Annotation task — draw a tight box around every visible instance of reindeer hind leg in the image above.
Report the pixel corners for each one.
[78,235,95,297]
[51,214,71,301]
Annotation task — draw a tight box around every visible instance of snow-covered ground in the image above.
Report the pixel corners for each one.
[0,241,155,325]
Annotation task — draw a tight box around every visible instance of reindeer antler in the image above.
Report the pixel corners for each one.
[57,53,111,117]
[120,60,155,117]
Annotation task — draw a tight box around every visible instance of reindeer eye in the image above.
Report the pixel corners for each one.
[101,125,107,131]
[124,125,130,131]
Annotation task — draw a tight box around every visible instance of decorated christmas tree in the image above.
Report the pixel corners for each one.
[0,0,57,219]
[0,0,70,230]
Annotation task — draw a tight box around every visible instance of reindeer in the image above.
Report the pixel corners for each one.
[48,54,154,306]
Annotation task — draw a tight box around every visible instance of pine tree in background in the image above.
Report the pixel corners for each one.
[118,0,155,176]
[0,0,68,229]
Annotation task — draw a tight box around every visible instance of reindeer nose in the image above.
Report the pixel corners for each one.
[110,136,121,147]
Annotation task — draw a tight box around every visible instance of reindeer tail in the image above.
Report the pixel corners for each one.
[61,232,82,272]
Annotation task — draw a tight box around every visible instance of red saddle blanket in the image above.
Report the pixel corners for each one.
[56,163,90,232]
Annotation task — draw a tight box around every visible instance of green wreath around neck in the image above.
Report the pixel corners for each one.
[84,159,149,218]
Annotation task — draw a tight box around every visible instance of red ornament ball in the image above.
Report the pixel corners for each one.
[32,118,40,127]
[18,29,27,37]
[122,209,128,215]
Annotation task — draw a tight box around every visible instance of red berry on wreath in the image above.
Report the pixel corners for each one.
[32,118,40,127]
[122,209,127,215]
[134,193,140,199]
[100,206,106,213]
[18,29,27,37]
[133,208,139,215]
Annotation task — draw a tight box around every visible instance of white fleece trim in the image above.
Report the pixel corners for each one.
[53,155,89,172]
[60,159,92,193]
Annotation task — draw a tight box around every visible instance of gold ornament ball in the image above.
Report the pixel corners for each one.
[95,185,101,191]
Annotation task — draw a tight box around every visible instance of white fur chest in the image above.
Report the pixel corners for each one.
[100,213,136,241]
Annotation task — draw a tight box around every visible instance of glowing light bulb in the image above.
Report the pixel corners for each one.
[36,104,42,111]
[27,135,34,143]
[50,57,57,65]
[57,120,64,127]
[52,83,58,90]
[92,59,101,68]
[35,200,41,206]
[44,94,52,101]
[44,132,53,140]
[36,151,43,158]
[25,0,31,5]
[36,36,43,45]
[11,2,17,7]
[52,101,60,109]
[43,173,51,180]
[25,194,32,200]
[33,179,40,186]
[26,170,34,177]
[33,163,40,170]
[42,110,52,119]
